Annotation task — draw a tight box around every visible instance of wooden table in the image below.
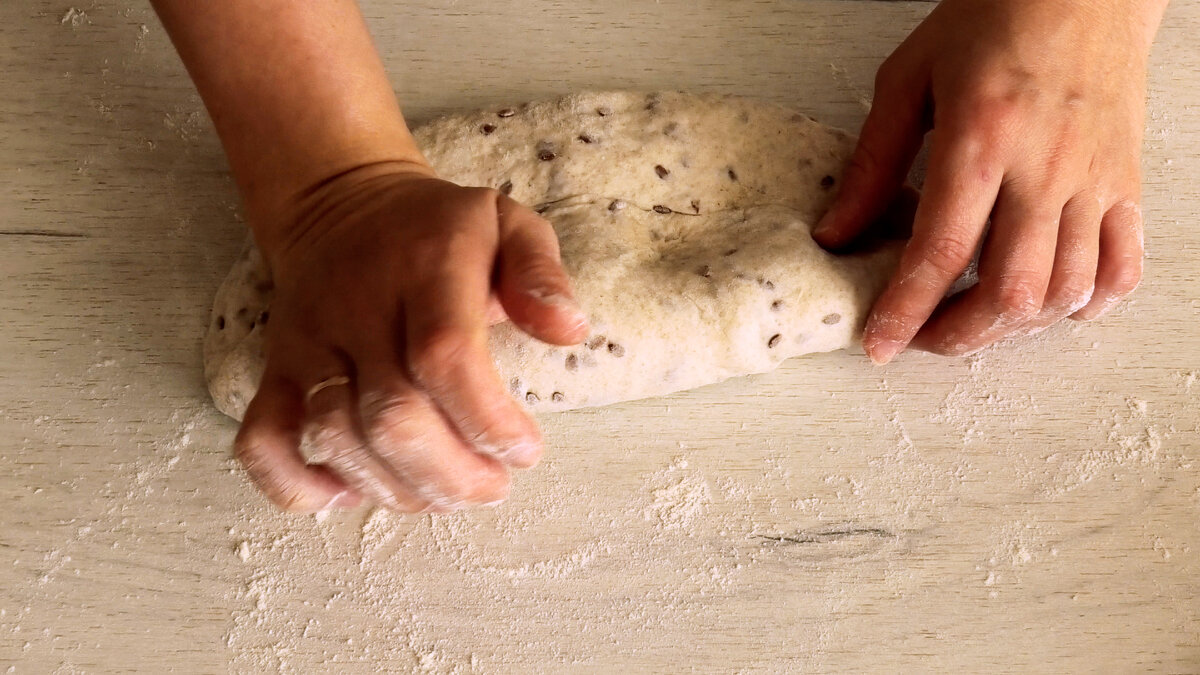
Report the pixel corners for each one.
[2,1,1198,671]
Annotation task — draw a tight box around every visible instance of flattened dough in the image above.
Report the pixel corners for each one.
[203,91,902,420]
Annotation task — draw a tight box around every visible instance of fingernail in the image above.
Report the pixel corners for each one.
[526,289,589,333]
[865,339,905,365]
[530,289,583,313]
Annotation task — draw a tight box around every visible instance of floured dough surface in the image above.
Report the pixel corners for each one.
[204,91,901,420]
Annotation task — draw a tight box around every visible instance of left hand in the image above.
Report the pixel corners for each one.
[813,0,1168,363]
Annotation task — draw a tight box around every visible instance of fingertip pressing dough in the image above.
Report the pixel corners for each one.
[203,91,902,420]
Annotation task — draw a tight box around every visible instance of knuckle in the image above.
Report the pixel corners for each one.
[511,253,566,287]
[918,234,976,278]
[359,389,422,430]
[357,392,430,456]
[303,423,358,463]
[991,277,1045,320]
[406,226,486,271]
[407,327,471,386]
[945,97,1022,155]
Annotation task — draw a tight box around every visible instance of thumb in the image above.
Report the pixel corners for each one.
[813,59,928,251]
[494,194,590,346]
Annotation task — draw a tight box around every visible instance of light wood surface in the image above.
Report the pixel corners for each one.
[2,1,1199,672]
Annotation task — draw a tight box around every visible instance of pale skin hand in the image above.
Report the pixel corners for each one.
[153,0,588,512]
[814,0,1170,363]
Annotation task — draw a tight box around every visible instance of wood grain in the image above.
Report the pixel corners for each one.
[1,0,1198,672]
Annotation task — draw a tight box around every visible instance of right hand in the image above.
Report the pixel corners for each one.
[234,162,590,513]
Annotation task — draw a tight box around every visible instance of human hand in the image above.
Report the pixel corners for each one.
[813,0,1168,362]
[234,163,589,513]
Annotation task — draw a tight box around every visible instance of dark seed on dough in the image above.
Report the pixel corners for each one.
[498,108,516,118]
[216,316,225,330]
[499,180,514,195]
[577,134,594,144]
[690,199,701,214]
[538,148,557,161]
[653,205,672,214]
[820,175,836,189]
[724,248,738,256]
[696,265,712,278]
[727,168,739,181]
[654,164,670,179]
[607,342,625,357]
[768,334,782,348]
[822,313,842,325]
[258,311,269,325]
[565,353,579,371]
[758,278,775,291]
[526,392,539,404]
[481,123,496,135]
[587,335,606,350]
[552,392,565,403]
[597,107,611,117]
[771,300,784,311]
[608,200,626,212]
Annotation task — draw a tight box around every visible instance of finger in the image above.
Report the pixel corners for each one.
[405,204,545,467]
[495,193,590,345]
[1072,200,1143,321]
[1019,193,1101,334]
[301,376,428,513]
[357,356,511,510]
[234,371,358,514]
[910,189,1061,355]
[812,56,928,250]
[860,131,1003,364]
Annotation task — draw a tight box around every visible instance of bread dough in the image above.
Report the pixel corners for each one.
[203,91,901,420]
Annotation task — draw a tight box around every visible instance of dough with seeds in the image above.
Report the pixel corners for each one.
[203,91,901,420]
